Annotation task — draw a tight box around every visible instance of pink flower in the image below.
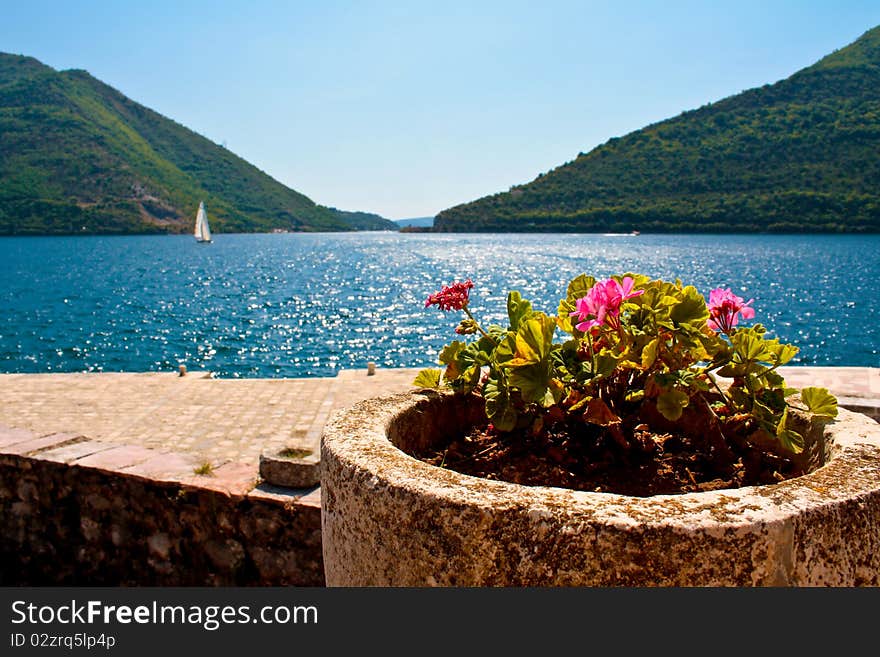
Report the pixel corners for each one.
[571,288,609,331]
[614,276,643,303]
[425,279,474,312]
[569,276,643,331]
[707,288,755,333]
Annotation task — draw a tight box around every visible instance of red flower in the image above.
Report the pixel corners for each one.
[425,279,474,312]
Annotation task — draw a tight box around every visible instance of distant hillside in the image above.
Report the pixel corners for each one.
[0,53,354,234]
[435,26,880,233]
[328,207,399,231]
[395,216,434,228]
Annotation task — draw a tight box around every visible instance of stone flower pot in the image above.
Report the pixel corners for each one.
[320,390,880,586]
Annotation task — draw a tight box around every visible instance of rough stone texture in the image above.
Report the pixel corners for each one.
[0,369,419,467]
[0,367,421,586]
[0,432,324,586]
[321,391,880,586]
[260,449,320,488]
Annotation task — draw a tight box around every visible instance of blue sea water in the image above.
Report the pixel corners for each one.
[0,232,877,377]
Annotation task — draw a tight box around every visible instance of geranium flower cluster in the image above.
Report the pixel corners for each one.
[569,276,644,331]
[424,279,474,312]
[706,288,755,334]
[418,272,836,455]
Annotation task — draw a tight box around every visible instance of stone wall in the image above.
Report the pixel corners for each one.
[0,426,323,586]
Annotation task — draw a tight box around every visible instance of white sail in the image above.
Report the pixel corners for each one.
[194,201,212,242]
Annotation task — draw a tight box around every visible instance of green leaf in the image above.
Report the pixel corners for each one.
[778,429,805,454]
[759,387,787,413]
[801,387,839,418]
[732,330,766,362]
[756,338,799,366]
[773,343,799,366]
[439,340,466,380]
[669,285,709,327]
[484,377,518,432]
[657,389,689,421]
[506,291,533,331]
[775,405,788,431]
[566,274,597,302]
[552,339,581,374]
[438,341,465,365]
[635,286,678,313]
[776,409,805,454]
[413,369,442,388]
[511,333,540,366]
[460,335,496,369]
[495,314,557,403]
[700,331,730,360]
[652,371,678,388]
[730,329,799,369]
[717,363,745,378]
[556,299,576,335]
[448,365,481,394]
[509,363,551,404]
[727,385,750,410]
[762,370,786,388]
[641,337,660,369]
[504,314,556,367]
[593,353,620,379]
[493,332,518,366]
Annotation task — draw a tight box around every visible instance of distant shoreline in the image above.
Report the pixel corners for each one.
[2,229,879,238]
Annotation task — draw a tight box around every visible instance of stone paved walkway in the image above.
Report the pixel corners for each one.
[0,366,876,472]
[0,368,417,469]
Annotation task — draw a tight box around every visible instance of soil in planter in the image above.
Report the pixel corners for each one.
[411,412,800,497]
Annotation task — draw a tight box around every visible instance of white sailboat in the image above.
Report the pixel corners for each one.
[194,201,212,243]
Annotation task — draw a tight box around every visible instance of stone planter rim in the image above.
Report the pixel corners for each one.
[322,390,880,528]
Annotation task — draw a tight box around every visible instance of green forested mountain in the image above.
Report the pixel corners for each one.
[0,53,360,234]
[435,26,880,233]
[326,207,399,231]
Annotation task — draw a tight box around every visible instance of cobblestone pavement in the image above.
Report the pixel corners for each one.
[777,366,880,418]
[0,366,876,470]
[0,368,417,469]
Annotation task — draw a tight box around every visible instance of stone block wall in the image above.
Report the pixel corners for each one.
[0,426,323,586]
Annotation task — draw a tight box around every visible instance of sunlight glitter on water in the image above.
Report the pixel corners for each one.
[0,232,877,377]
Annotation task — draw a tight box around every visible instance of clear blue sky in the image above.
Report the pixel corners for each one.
[2,1,879,219]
